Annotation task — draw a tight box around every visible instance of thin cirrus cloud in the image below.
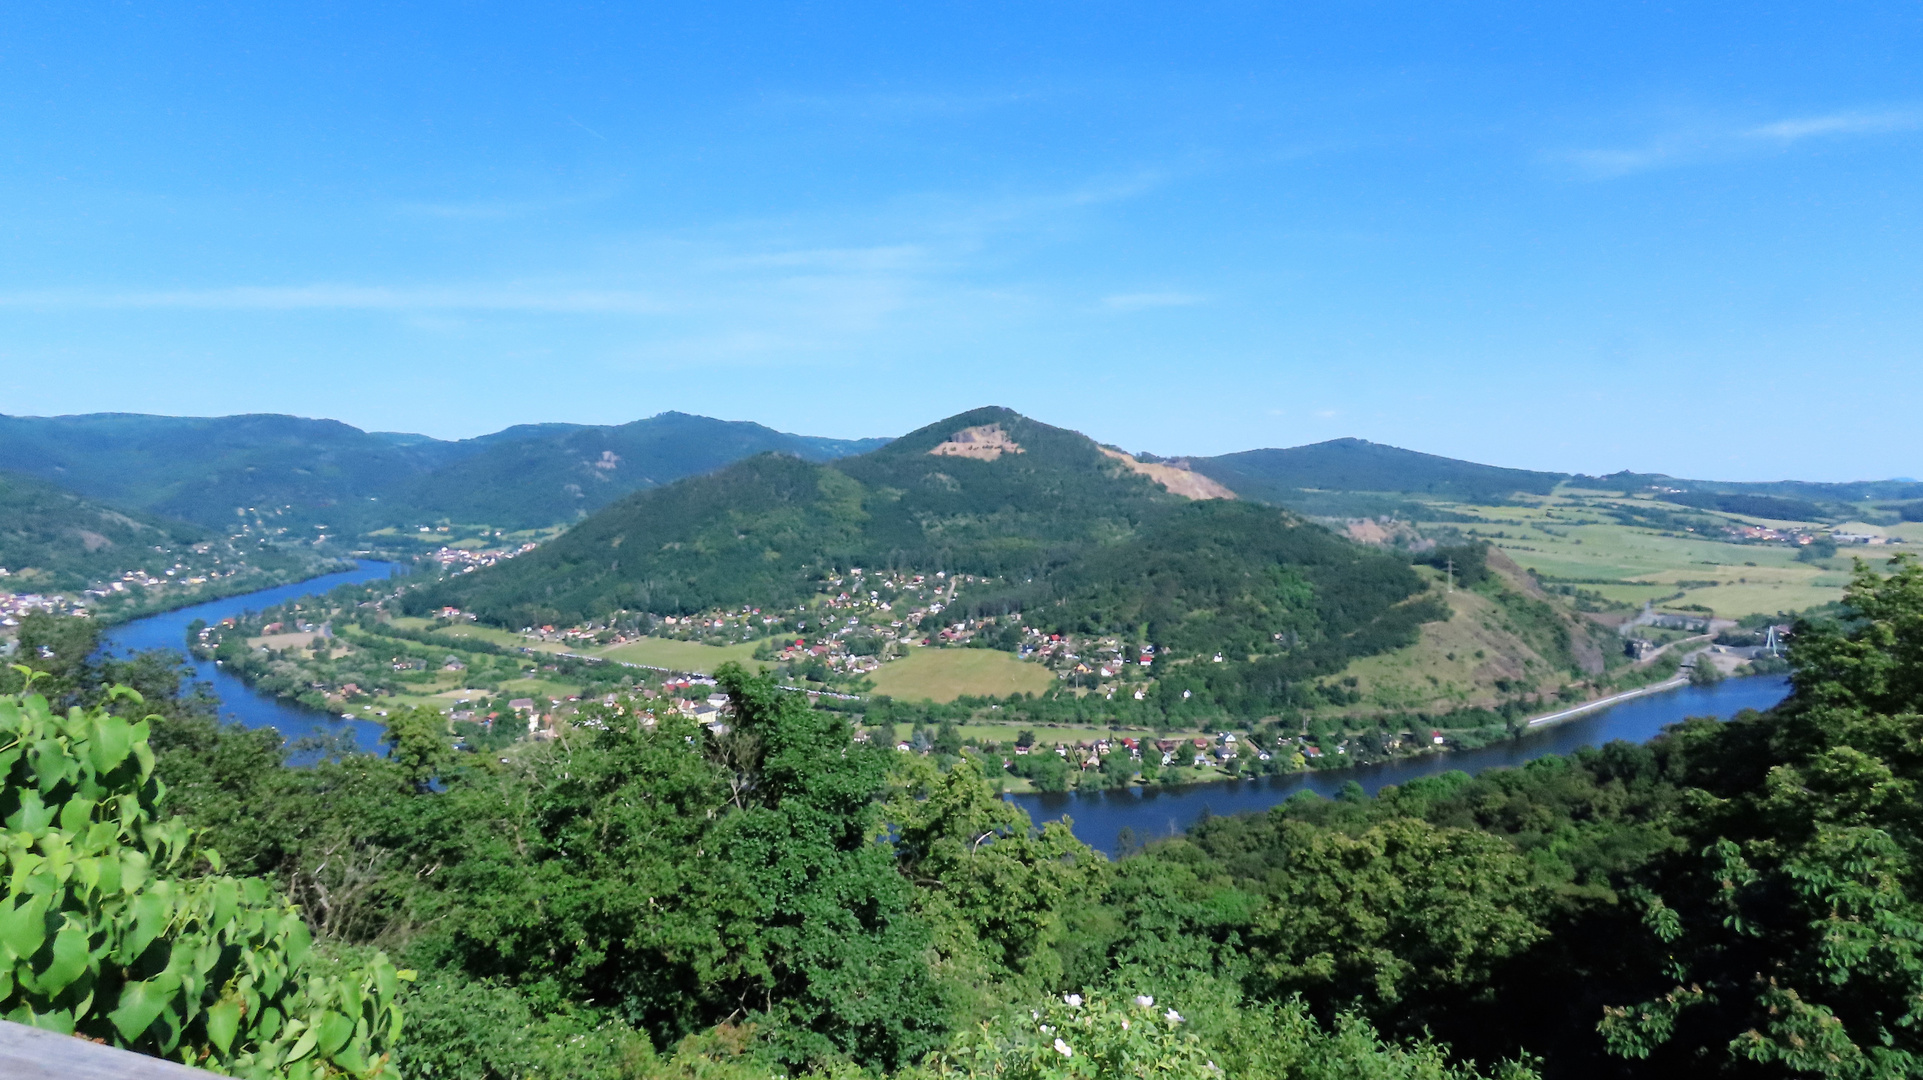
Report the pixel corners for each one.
[1555,106,1922,179]
[1745,109,1922,140]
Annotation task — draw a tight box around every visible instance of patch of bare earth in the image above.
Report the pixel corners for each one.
[1345,519,1391,544]
[929,424,1024,460]
[1099,449,1236,500]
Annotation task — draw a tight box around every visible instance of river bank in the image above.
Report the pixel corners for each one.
[87,558,364,626]
[97,560,406,755]
[1008,672,1791,854]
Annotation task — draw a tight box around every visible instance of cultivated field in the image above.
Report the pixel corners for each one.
[596,637,764,673]
[1416,492,1911,618]
[867,648,1055,702]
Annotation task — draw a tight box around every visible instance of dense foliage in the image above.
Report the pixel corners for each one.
[0,676,409,1076]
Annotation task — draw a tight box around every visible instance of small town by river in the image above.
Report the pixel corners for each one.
[97,560,405,754]
[96,564,1790,854]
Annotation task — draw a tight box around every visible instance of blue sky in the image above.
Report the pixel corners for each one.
[2,2,1919,481]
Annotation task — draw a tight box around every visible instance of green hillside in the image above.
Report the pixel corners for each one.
[395,411,889,529]
[0,410,889,537]
[422,408,1443,713]
[0,469,212,590]
[1190,437,1567,507]
[1582,468,1923,506]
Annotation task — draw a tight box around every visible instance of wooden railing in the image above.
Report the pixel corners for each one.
[0,1019,216,1079]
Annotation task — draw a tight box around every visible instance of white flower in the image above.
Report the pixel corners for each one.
[1040,1025,1055,1035]
[1063,993,1084,1008]
[1053,1038,1073,1058]
[1164,1009,1184,1024]
[1134,995,1154,1008]
[1120,1019,1129,1030]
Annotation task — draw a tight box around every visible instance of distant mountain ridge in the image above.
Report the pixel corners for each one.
[1189,438,1566,505]
[1184,438,1922,519]
[0,411,891,536]
[5,406,1915,542]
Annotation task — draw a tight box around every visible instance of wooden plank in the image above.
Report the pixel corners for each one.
[0,1019,217,1079]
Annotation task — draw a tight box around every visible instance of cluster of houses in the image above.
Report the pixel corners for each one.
[1728,524,1904,547]
[1729,524,1822,545]
[431,542,538,575]
[1003,731,1277,770]
[79,564,235,603]
[0,585,86,627]
[1,558,254,629]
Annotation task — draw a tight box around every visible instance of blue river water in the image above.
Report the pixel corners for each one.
[1007,674,1792,854]
[97,560,406,754]
[94,565,1790,851]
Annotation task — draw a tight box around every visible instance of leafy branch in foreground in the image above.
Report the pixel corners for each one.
[0,670,411,1078]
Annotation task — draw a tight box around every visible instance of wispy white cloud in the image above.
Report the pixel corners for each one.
[1102,292,1205,311]
[1554,105,1922,179]
[0,167,1177,373]
[1745,109,1921,141]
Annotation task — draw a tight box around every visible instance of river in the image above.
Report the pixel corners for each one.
[94,564,1791,852]
[1006,674,1791,854]
[96,560,406,755]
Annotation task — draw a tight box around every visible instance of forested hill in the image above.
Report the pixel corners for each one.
[0,410,890,535]
[0,469,208,589]
[1189,437,1568,504]
[421,407,1446,706]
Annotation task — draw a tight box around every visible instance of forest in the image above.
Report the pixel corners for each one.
[2,554,1920,1079]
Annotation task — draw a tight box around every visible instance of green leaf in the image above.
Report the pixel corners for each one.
[38,924,91,996]
[0,894,49,963]
[109,979,175,1043]
[123,890,167,962]
[7,790,53,834]
[330,1044,371,1074]
[284,1021,320,1063]
[314,1009,355,1057]
[204,999,240,1056]
[87,716,133,776]
[28,738,69,793]
[56,795,96,835]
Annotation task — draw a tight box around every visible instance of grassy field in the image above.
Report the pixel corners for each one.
[1339,575,1563,713]
[596,637,764,673]
[1418,492,1911,618]
[867,648,1055,702]
[388,617,574,653]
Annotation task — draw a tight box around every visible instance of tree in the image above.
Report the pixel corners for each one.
[1245,817,1547,1023]
[380,705,455,792]
[1599,556,1923,1076]
[886,756,1104,997]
